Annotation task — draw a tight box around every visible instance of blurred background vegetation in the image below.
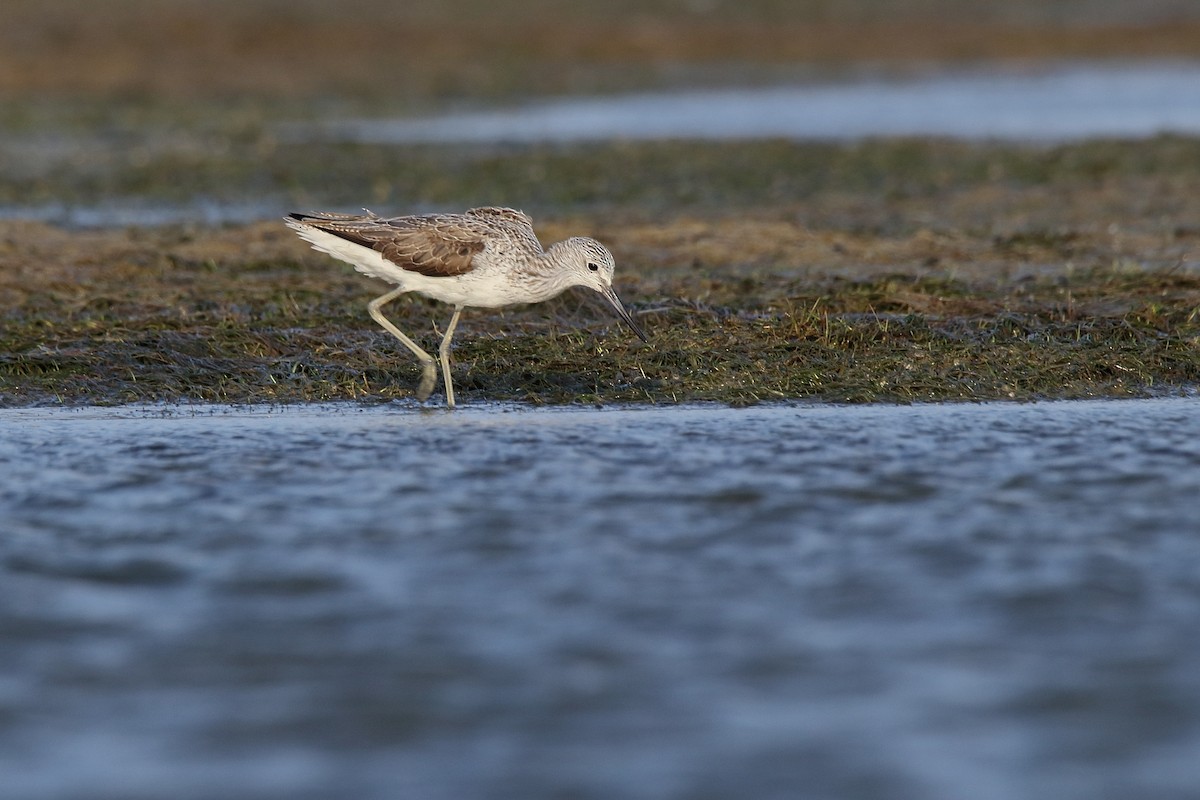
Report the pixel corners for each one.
[4,0,1200,113]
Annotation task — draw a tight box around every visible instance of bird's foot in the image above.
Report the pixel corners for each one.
[415,361,437,402]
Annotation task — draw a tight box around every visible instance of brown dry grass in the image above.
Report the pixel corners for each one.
[2,0,1199,104]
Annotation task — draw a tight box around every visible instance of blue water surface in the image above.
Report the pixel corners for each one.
[1,398,1199,800]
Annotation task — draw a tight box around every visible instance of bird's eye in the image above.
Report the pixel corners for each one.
[587,262,599,272]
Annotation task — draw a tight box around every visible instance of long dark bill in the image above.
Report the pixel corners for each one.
[600,285,649,342]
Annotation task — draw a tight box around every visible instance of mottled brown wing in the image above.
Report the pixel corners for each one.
[290,212,485,277]
[374,217,487,277]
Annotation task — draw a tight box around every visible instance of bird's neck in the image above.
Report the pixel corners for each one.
[522,241,580,301]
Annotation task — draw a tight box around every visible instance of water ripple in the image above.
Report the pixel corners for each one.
[2,398,1200,800]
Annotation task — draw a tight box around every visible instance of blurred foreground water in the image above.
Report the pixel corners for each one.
[2,398,1199,799]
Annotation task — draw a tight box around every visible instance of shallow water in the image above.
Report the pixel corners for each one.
[2,398,1200,800]
[7,62,1200,229]
[0,200,282,229]
[299,62,1200,144]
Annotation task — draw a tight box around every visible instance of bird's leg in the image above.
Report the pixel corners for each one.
[367,286,438,401]
[438,305,465,409]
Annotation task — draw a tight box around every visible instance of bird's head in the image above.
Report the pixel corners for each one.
[560,237,647,342]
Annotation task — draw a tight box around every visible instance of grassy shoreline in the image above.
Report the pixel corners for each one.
[2,170,1197,407]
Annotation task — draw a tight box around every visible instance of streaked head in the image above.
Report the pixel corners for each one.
[561,237,648,342]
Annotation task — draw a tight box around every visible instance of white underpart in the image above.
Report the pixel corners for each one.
[286,220,547,308]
